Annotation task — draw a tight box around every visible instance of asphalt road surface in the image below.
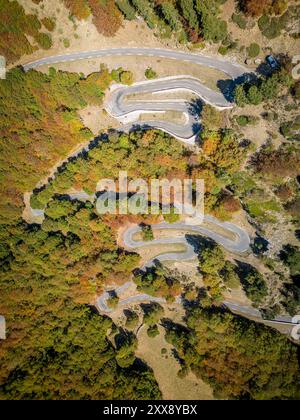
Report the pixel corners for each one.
[23,48,247,78]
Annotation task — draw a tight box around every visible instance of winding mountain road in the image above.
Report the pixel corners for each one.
[105,76,233,143]
[23,48,249,143]
[97,214,251,313]
[22,49,298,336]
[123,215,250,269]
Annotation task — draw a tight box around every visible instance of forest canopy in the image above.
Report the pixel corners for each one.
[0,0,53,63]
[166,307,300,400]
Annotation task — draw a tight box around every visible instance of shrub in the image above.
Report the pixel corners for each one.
[236,115,250,126]
[41,17,56,32]
[145,67,157,79]
[178,366,189,379]
[218,46,228,55]
[125,311,140,330]
[236,115,258,126]
[262,18,283,39]
[63,38,70,48]
[147,324,160,338]
[163,207,180,224]
[120,70,134,85]
[201,104,223,130]
[63,0,91,20]
[247,43,260,58]
[36,32,52,49]
[107,294,120,310]
[271,0,288,16]
[142,225,154,241]
[232,13,247,30]
[258,15,270,31]
[248,85,263,104]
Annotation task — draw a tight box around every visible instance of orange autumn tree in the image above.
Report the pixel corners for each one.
[88,0,123,36]
[63,0,91,19]
[242,0,273,16]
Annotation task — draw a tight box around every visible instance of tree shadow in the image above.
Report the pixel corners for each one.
[185,234,217,255]
[132,357,155,373]
[251,234,270,255]
[188,97,203,117]
[217,72,256,102]
[171,348,185,366]
[114,328,135,350]
[234,260,259,296]
[160,318,189,335]
[255,62,273,77]
[123,309,136,319]
[140,302,162,317]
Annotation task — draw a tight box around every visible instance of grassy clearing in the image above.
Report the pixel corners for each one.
[136,324,214,400]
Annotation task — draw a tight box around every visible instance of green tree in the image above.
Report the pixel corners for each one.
[198,243,226,274]
[201,104,223,130]
[142,225,154,241]
[116,0,136,20]
[166,307,300,400]
[195,0,228,43]
[281,245,300,277]
[234,84,248,107]
[220,261,240,289]
[143,303,165,326]
[147,324,160,338]
[179,0,199,29]
[247,85,263,105]
[145,67,157,80]
[243,268,268,304]
[160,2,182,31]
[125,310,140,330]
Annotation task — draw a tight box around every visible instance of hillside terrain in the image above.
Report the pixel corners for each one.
[0,0,299,401]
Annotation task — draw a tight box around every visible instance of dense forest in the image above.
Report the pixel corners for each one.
[0,65,113,224]
[0,0,53,63]
[0,65,162,399]
[29,121,249,222]
[64,0,229,44]
[165,306,300,400]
